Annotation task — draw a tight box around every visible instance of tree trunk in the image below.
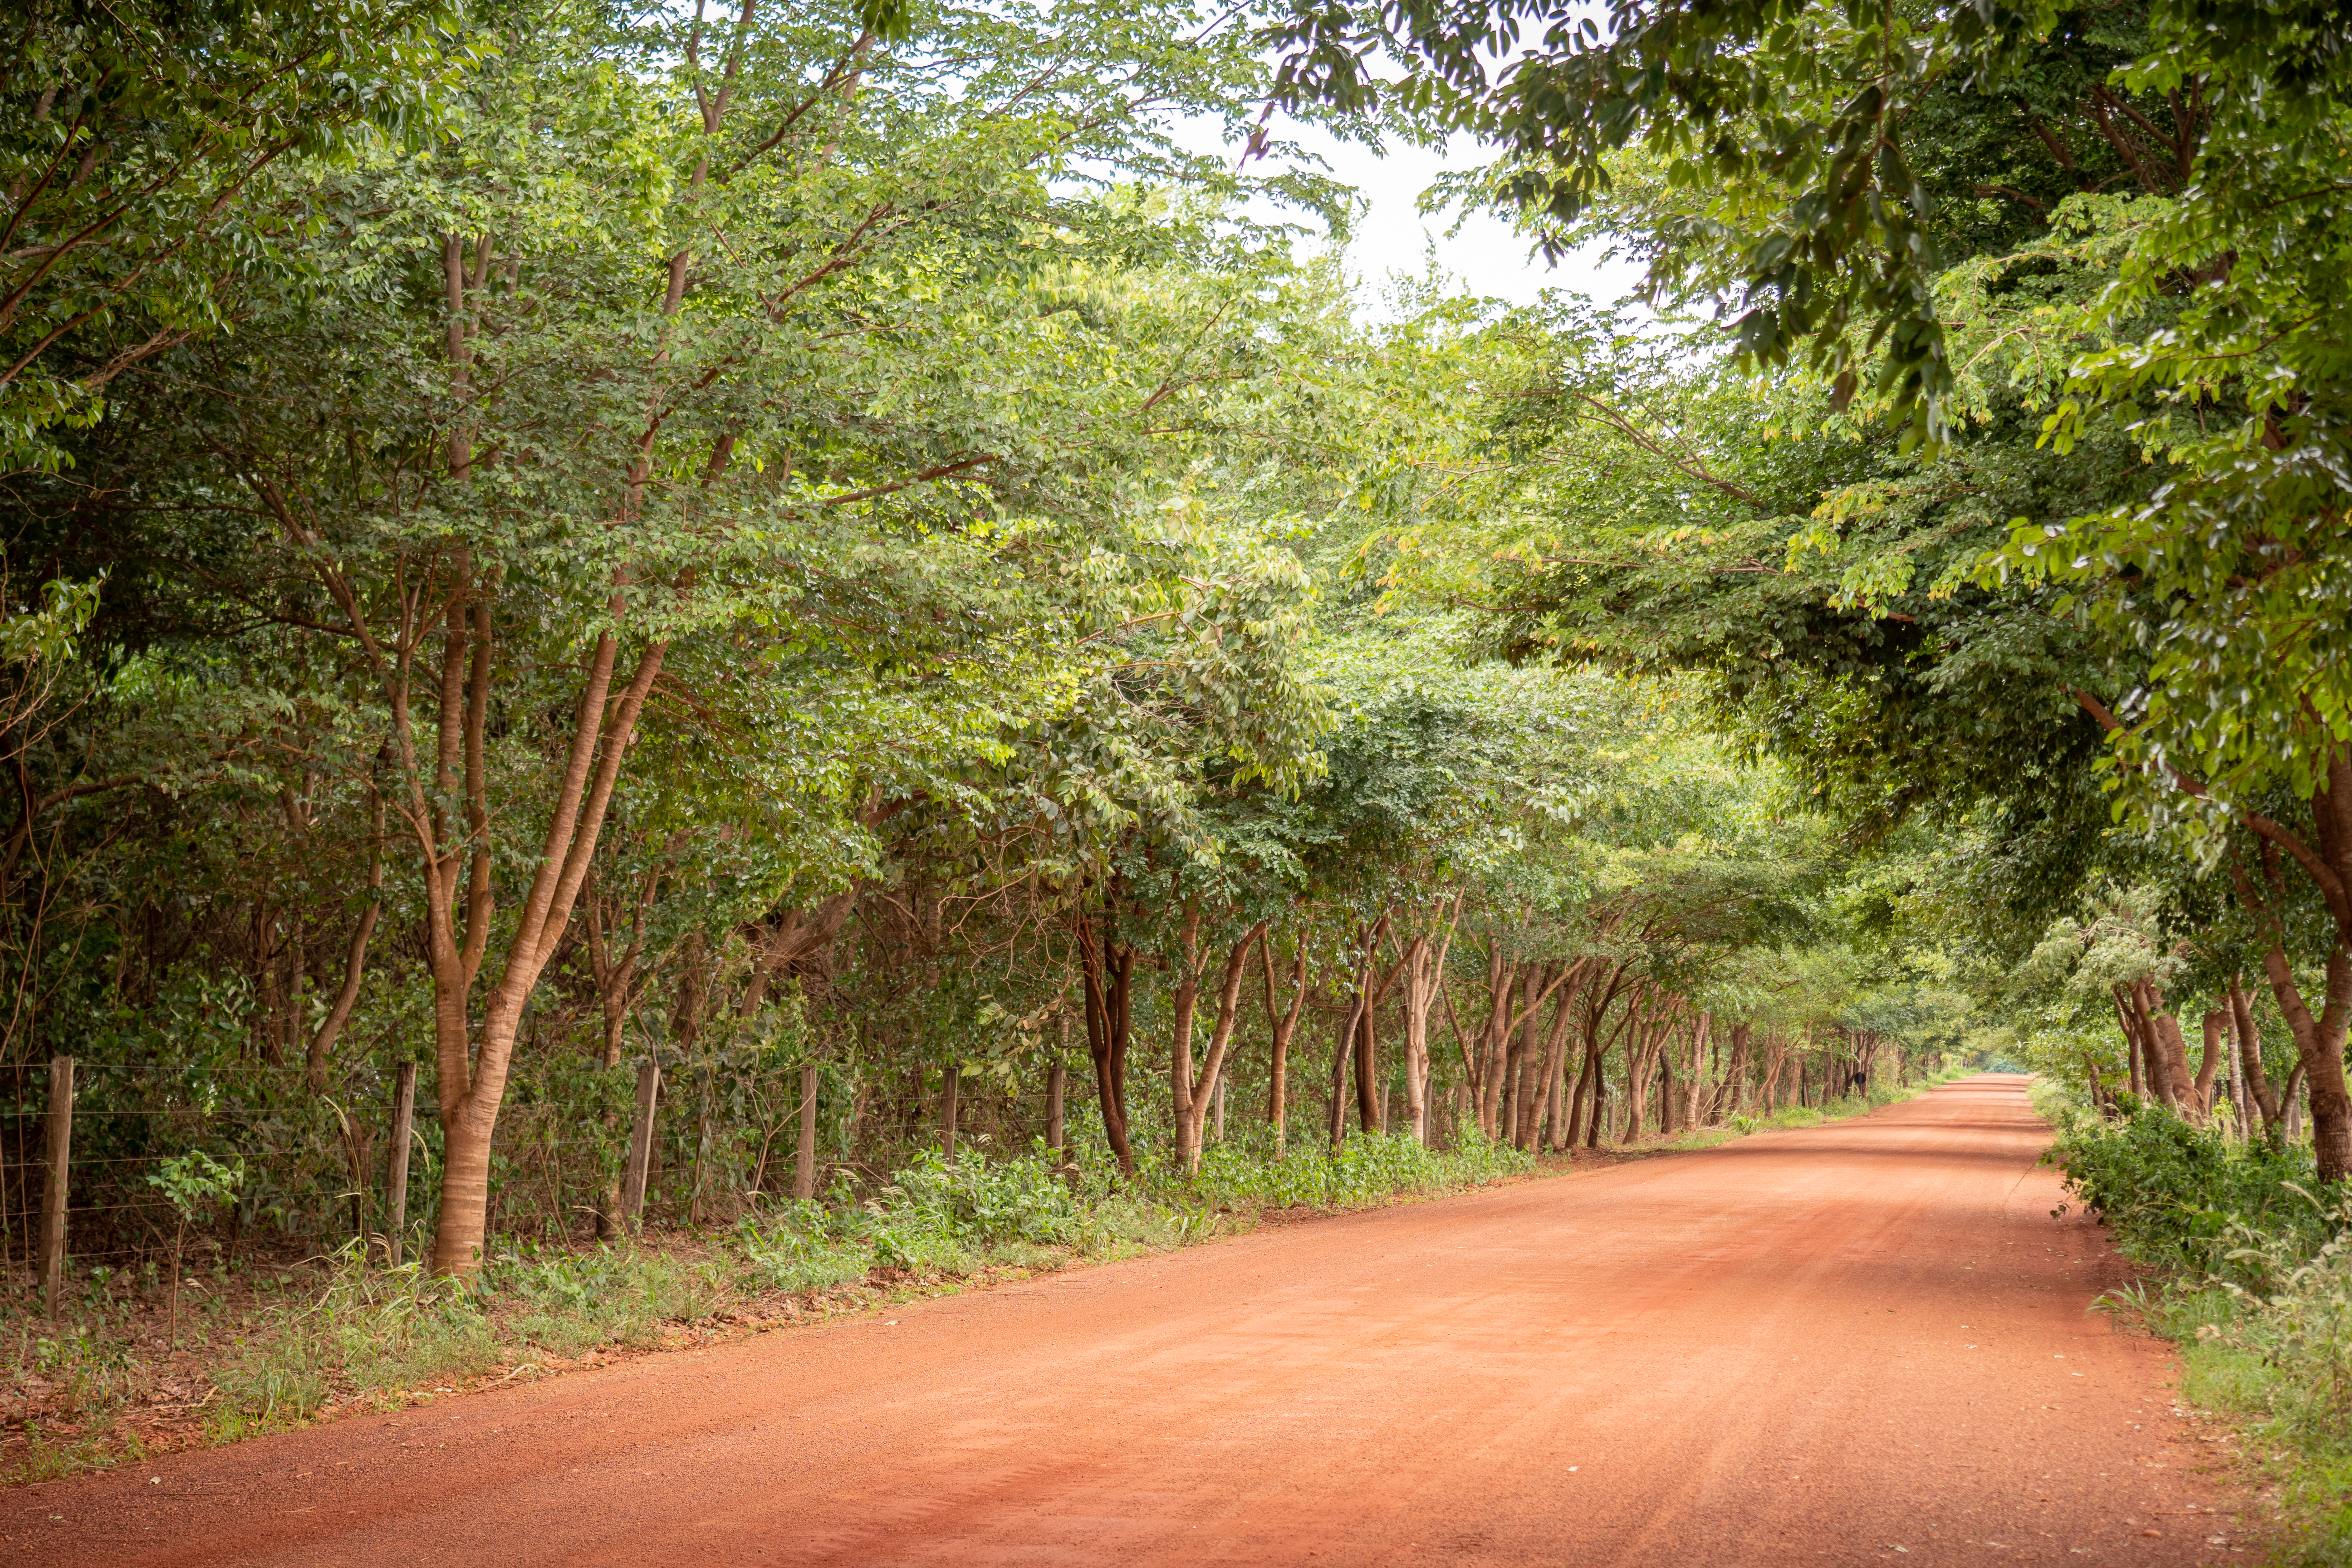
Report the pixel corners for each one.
[1046,1060,1067,1161]
[2142,981,2197,1118]
[1723,1021,1753,1120]
[1074,893,1137,1177]
[1587,1042,1609,1149]
[1503,966,1540,1143]
[1400,931,1433,1144]
[2195,1009,2226,1119]
[1475,947,1514,1138]
[304,797,383,1094]
[2230,975,2283,1142]
[2122,993,2146,1099]
[793,1063,818,1200]
[1522,975,1578,1152]
[1173,915,1267,1175]
[1259,933,1307,1155]
[1328,991,1361,1149]
[2254,940,2352,1177]
[1566,1035,1598,1151]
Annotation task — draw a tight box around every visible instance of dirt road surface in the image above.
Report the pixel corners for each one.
[3,1075,2250,1566]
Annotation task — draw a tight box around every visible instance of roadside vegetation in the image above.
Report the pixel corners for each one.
[8,1040,1965,1485]
[2043,1088,2352,1564]
[5,1119,1541,1481]
[7,0,2352,1553]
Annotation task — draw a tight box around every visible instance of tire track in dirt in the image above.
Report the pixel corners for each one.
[0,1075,2250,1565]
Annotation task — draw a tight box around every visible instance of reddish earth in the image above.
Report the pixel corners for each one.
[2,1075,2253,1565]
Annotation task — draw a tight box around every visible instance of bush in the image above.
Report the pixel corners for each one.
[2048,1100,2323,1284]
[879,1147,1082,1248]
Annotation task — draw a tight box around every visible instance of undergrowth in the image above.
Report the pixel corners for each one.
[2045,1089,2352,1564]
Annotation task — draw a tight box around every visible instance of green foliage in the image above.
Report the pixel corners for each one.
[727,1210,874,1296]
[2212,1208,2352,1454]
[2047,1084,2352,1560]
[1192,1127,1531,1210]
[146,1151,247,1223]
[484,1244,727,1355]
[0,0,472,470]
[2049,1101,2323,1284]
[875,1148,1083,1250]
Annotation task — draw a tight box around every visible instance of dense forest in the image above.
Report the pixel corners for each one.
[6,1,2352,1498]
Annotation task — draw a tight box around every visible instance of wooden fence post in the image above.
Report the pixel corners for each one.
[940,1066,960,1161]
[385,1062,416,1268]
[792,1064,818,1201]
[39,1056,72,1318]
[619,1060,660,1229]
[1045,1063,1066,1159]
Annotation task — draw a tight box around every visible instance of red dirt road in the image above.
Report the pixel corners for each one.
[4,1075,2250,1566]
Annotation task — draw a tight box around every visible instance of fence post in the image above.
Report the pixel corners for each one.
[38,1055,73,1318]
[792,1064,818,1201]
[940,1066,960,1161]
[385,1062,416,1268]
[1046,1063,1065,1159]
[619,1060,660,1229]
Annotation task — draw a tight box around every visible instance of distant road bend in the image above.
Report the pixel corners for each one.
[7,1075,2244,1566]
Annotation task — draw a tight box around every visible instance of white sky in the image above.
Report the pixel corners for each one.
[1242,122,1648,318]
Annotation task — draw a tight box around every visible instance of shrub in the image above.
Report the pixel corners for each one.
[2048,1101,2323,1284]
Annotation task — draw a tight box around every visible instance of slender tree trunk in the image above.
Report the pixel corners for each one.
[2118,990,2147,1100]
[1522,975,1578,1152]
[1476,947,1513,1138]
[1259,933,1307,1156]
[1173,915,1266,1174]
[793,1063,818,1200]
[1401,933,1433,1145]
[1504,966,1540,1143]
[1074,894,1137,1177]
[2141,982,2197,1118]
[1328,992,1361,1149]
[1723,1021,1752,1119]
[2254,941,2352,1177]
[1397,910,1455,1145]
[1566,1035,1598,1151]
[2226,993,2247,1132]
[2230,975,2283,1142]
[1046,1060,1067,1161]
[304,793,384,1093]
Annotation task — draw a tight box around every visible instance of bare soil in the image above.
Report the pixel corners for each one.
[0,1075,2257,1565]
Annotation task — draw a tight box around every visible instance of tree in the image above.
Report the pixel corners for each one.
[1,0,468,471]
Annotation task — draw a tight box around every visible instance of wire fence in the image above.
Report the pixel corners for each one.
[0,1051,893,1291]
